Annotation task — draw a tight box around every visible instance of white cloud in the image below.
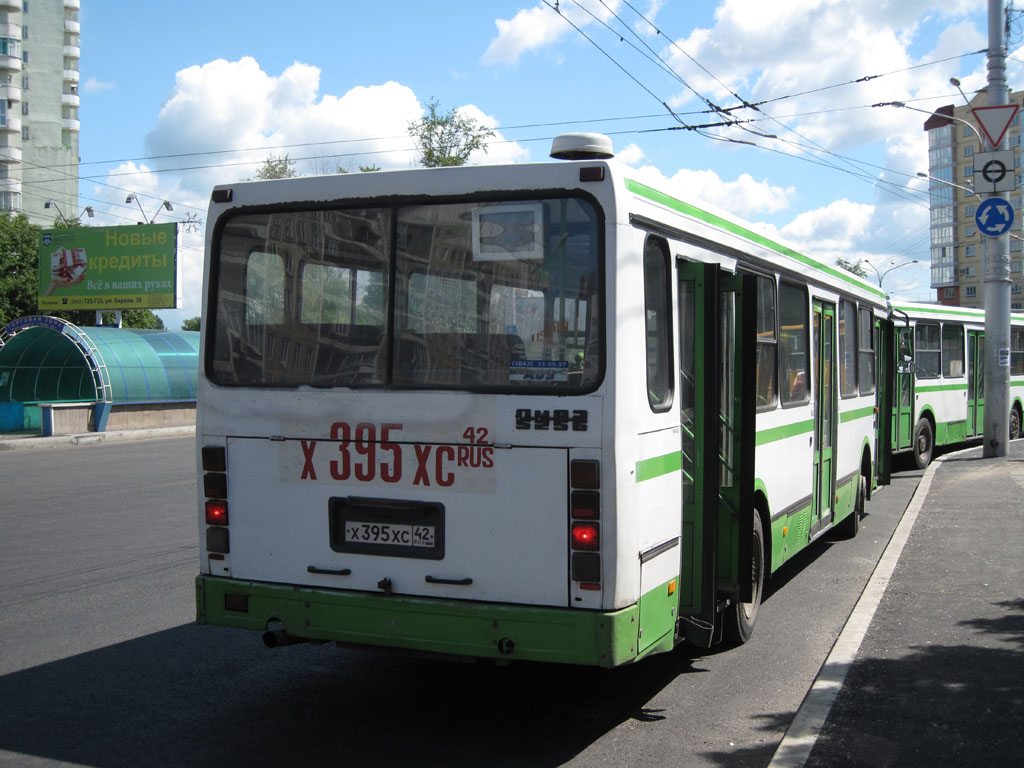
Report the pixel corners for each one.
[627,162,796,218]
[616,142,646,165]
[95,57,529,326]
[82,78,115,93]
[484,0,624,67]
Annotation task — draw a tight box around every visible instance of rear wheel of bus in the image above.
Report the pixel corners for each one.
[723,512,765,645]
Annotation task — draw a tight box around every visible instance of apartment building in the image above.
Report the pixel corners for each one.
[0,0,80,225]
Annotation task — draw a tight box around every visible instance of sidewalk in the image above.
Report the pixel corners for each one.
[791,441,1024,767]
[0,425,193,450]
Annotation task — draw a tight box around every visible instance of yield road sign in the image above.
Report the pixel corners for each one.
[972,104,1020,148]
[974,150,1016,194]
[975,196,1015,237]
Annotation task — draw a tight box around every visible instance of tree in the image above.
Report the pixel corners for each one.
[836,257,868,278]
[0,212,43,328]
[408,99,495,167]
[181,316,201,331]
[254,153,297,180]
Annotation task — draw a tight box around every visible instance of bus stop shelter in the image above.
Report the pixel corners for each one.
[0,315,199,434]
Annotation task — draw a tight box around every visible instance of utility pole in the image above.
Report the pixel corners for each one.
[983,0,1011,457]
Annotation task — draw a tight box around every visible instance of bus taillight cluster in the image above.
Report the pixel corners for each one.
[569,459,601,590]
[202,445,230,556]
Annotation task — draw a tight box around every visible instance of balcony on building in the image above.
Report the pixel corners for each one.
[0,1,20,11]
[0,82,21,102]
[0,54,21,74]
[0,144,22,163]
[62,92,79,108]
[63,68,79,84]
[64,20,81,34]
[0,113,20,133]
[64,0,81,10]
[62,118,80,132]
[63,44,81,60]
[0,175,22,194]
[0,23,21,39]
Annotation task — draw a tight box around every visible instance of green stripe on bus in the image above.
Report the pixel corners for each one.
[916,383,968,393]
[625,179,886,299]
[755,419,815,446]
[635,451,682,482]
[840,405,875,423]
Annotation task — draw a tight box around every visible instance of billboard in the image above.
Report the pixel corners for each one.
[37,223,179,310]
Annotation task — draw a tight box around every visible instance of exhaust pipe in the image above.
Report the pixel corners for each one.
[262,629,308,648]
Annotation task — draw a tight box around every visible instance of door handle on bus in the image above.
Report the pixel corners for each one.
[307,565,352,576]
[425,575,473,586]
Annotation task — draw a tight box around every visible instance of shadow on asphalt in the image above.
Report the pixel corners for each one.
[805,597,1024,767]
[0,623,707,768]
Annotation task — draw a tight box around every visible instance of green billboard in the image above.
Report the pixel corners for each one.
[37,223,178,310]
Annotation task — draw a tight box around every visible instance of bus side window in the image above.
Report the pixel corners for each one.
[754,274,777,410]
[779,281,809,406]
[643,237,673,411]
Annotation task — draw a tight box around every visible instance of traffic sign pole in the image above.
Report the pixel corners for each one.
[982,0,1011,458]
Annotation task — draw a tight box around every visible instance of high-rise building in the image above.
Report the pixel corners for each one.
[924,90,1024,309]
[0,0,80,226]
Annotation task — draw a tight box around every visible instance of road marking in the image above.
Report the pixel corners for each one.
[767,456,943,767]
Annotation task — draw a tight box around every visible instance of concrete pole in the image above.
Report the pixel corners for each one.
[983,0,1010,457]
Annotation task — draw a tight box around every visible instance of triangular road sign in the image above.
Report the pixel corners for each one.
[972,104,1020,148]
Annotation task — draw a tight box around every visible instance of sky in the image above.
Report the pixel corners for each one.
[71,0,1016,329]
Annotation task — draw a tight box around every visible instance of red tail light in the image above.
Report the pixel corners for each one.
[205,500,228,526]
[571,522,599,551]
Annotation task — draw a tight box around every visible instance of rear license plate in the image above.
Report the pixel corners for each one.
[329,496,445,560]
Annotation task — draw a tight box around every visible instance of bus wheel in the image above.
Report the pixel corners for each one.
[839,475,864,539]
[1010,407,1021,441]
[724,512,765,645]
[913,418,933,469]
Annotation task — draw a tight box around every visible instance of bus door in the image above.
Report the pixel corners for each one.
[811,301,837,536]
[675,261,754,648]
[894,326,915,451]
[875,317,894,486]
[967,330,985,437]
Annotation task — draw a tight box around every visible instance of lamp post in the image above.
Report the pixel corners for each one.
[44,201,95,226]
[859,258,921,291]
[125,194,173,224]
[875,101,985,144]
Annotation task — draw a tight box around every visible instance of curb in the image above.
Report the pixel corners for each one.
[0,425,194,451]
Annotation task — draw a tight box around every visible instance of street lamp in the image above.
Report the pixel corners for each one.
[859,258,921,290]
[916,171,981,200]
[875,101,984,144]
[125,194,173,224]
[950,77,973,107]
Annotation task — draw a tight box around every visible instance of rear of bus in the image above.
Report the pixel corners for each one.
[194,158,642,666]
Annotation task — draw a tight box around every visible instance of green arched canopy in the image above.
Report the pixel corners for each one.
[0,316,199,405]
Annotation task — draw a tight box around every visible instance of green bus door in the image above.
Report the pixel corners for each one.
[894,326,915,451]
[676,262,754,648]
[967,330,984,437]
[811,301,837,536]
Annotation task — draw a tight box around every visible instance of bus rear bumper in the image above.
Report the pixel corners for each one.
[196,575,644,668]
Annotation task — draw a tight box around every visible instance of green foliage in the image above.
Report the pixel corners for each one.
[255,153,298,180]
[408,99,495,167]
[60,309,165,329]
[181,316,201,331]
[0,212,43,328]
[358,164,381,173]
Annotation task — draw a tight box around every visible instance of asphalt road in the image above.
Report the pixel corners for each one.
[0,437,923,767]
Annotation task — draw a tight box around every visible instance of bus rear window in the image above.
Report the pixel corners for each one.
[208,198,602,392]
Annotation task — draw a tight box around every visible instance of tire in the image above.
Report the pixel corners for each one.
[723,512,765,645]
[1010,407,1021,441]
[913,418,934,469]
[839,474,864,539]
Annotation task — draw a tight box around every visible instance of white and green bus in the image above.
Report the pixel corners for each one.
[888,301,1024,468]
[195,133,890,666]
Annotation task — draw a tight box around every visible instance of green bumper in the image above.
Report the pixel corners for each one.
[196,575,645,668]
